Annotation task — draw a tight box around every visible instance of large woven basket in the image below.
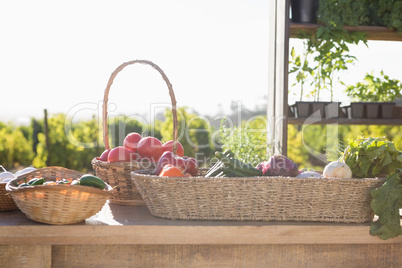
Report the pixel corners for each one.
[131,170,386,223]
[1,182,18,211]
[92,60,179,206]
[6,167,112,225]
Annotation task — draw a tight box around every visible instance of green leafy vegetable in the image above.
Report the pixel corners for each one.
[342,137,402,178]
[370,169,402,240]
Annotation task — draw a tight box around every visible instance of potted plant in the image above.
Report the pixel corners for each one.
[345,71,402,119]
[288,40,315,118]
[289,27,363,119]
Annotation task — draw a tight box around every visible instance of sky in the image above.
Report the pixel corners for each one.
[1,0,401,125]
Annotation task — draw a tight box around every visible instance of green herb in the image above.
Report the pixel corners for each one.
[345,71,402,102]
[370,169,402,240]
[219,117,269,166]
[342,137,402,178]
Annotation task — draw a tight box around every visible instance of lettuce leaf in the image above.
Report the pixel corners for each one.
[370,169,402,240]
[342,137,402,178]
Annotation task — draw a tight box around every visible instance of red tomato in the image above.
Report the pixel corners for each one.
[108,146,138,163]
[123,132,142,152]
[162,140,184,157]
[137,137,164,162]
[99,149,111,161]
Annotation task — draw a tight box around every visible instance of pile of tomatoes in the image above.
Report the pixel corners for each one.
[96,132,199,177]
[97,132,184,163]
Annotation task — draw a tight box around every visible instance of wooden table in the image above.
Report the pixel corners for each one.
[1,202,401,267]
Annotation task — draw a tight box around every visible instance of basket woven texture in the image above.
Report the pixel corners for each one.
[132,170,386,223]
[6,167,111,225]
[92,60,179,206]
[1,182,18,211]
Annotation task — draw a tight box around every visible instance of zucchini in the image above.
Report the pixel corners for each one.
[79,175,106,190]
[28,178,45,186]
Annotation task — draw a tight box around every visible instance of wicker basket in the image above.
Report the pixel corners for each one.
[1,182,18,211]
[6,167,112,225]
[131,169,386,223]
[92,60,179,206]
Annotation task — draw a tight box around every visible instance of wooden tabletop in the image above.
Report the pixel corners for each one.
[1,201,401,246]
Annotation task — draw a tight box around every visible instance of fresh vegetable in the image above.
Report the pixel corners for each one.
[296,171,323,178]
[162,140,184,157]
[256,155,299,177]
[370,169,402,240]
[342,137,402,178]
[108,146,138,163]
[205,150,263,178]
[123,132,142,152]
[79,175,106,190]
[137,137,164,162]
[99,149,111,161]
[28,178,45,186]
[19,183,30,187]
[153,151,199,176]
[323,161,352,178]
[159,164,186,177]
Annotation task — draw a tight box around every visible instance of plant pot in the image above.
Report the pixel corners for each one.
[341,105,350,118]
[289,104,296,118]
[380,102,396,119]
[325,102,341,118]
[350,102,366,119]
[365,102,380,119]
[295,101,312,118]
[311,102,326,118]
[291,0,319,23]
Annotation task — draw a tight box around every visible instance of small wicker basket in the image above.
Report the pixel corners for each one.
[131,169,386,223]
[1,182,18,211]
[92,60,179,206]
[6,167,112,225]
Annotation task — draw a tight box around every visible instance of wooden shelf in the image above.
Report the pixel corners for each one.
[290,23,402,41]
[288,117,402,125]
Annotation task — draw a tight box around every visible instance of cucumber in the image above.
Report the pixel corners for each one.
[79,175,106,190]
[215,151,262,177]
[28,178,45,185]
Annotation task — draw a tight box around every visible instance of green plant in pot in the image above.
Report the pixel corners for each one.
[345,71,402,119]
[290,29,363,119]
[289,39,315,118]
[308,26,366,118]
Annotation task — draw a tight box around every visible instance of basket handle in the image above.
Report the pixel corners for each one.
[102,60,178,154]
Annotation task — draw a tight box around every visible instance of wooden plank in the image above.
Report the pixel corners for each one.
[1,204,401,245]
[290,23,402,41]
[50,244,402,268]
[0,245,51,268]
[288,118,402,125]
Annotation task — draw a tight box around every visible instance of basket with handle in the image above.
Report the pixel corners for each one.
[6,166,113,224]
[91,60,179,206]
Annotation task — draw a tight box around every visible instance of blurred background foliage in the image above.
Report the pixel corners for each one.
[1,110,401,173]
